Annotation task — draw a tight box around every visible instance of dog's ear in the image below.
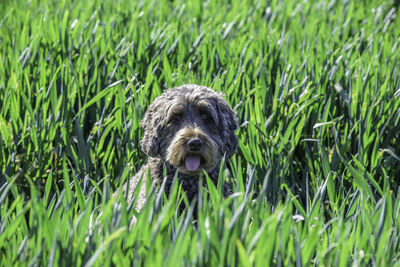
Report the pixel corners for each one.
[215,95,238,159]
[140,101,163,157]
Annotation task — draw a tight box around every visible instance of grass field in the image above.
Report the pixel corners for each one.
[1,0,400,265]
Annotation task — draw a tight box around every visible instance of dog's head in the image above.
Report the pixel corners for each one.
[140,84,238,175]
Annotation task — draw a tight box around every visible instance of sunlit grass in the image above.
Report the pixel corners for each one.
[1,0,400,265]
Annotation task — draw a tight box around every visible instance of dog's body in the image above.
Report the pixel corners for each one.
[116,84,238,223]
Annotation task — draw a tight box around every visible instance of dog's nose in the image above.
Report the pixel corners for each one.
[187,138,203,151]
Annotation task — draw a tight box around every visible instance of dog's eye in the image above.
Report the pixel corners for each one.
[168,114,182,124]
[201,112,214,123]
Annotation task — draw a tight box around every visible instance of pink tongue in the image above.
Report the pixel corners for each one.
[185,155,201,171]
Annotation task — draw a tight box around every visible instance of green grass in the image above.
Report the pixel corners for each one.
[1,0,400,265]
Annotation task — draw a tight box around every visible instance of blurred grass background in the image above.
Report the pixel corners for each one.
[1,0,400,265]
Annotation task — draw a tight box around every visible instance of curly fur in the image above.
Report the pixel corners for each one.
[116,84,238,224]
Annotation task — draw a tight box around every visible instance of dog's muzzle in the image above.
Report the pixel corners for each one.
[166,128,218,175]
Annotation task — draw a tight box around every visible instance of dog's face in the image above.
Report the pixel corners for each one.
[140,84,238,175]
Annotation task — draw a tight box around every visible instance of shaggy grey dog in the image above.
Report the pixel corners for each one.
[116,84,238,222]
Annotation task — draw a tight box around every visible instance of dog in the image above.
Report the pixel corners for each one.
[115,84,238,225]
